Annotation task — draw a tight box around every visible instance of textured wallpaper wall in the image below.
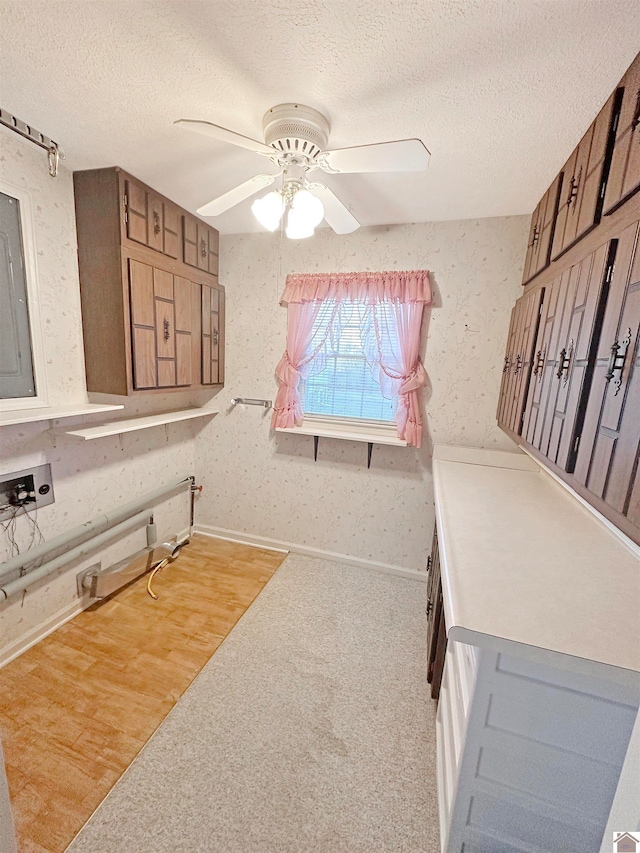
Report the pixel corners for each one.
[0,135,203,659]
[195,217,529,571]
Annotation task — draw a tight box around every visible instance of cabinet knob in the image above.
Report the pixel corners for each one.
[555,339,573,385]
[533,347,546,381]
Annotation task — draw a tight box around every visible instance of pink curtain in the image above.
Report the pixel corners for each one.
[272,270,431,446]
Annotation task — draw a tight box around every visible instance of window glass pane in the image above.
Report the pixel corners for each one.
[0,191,36,399]
[303,300,397,422]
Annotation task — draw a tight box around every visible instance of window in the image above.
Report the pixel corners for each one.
[0,183,47,408]
[302,301,397,422]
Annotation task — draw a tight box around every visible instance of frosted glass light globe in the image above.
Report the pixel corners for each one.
[291,189,324,228]
[251,191,284,231]
[285,207,315,239]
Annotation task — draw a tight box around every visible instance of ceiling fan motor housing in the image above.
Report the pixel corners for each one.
[262,103,330,162]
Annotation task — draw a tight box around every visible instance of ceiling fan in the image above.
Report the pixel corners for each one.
[175,103,430,238]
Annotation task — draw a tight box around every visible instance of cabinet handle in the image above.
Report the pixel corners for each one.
[605,328,632,396]
[163,318,170,342]
[502,355,512,373]
[426,598,433,617]
[513,354,523,375]
[566,168,581,210]
[426,555,432,573]
[201,238,207,258]
[153,210,161,235]
[529,224,540,249]
[213,328,219,346]
[555,339,573,384]
[632,88,640,131]
[533,347,546,379]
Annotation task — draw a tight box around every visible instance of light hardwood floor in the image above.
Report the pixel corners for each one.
[0,535,286,853]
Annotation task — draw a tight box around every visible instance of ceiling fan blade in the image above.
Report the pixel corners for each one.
[175,119,274,156]
[196,174,277,217]
[308,183,360,234]
[319,139,430,174]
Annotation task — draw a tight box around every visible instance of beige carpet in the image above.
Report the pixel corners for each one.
[67,554,440,853]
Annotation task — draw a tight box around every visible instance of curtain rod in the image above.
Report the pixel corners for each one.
[0,107,65,177]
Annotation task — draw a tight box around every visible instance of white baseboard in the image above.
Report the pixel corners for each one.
[0,596,90,669]
[195,524,427,582]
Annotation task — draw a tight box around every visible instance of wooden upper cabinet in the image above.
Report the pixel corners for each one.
[604,53,640,215]
[523,241,614,470]
[183,216,219,275]
[74,166,224,395]
[123,177,181,260]
[522,174,563,285]
[496,288,543,435]
[574,220,640,538]
[551,92,619,260]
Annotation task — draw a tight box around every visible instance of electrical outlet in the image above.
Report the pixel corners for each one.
[0,463,54,520]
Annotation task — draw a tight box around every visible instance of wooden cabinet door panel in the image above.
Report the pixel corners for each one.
[497,306,518,425]
[208,228,219,275]
[201,283,222,384]
[522,213,538,285]
[604,54,640,214]
[552,148,579,260]
[155,299,175,361]
[574,221,640,523]
[174,276,193,332]
[523,272,570,450]
[125,180,148,246]
[153,267,173,301]
[218,290,225,383]
[183,216,198,268]
[132,327,156,389]
[547,242,613,469]
[523,174,564,285]
[157,359,176,388]
[197,224,209,271]
[147,194,164,253]
[176,333,192,386]
[163,203,179,259]
[129,259,155,327]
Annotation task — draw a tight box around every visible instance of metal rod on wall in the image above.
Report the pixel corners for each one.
[0,107,65,177]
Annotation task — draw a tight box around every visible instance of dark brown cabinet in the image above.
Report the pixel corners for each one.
[573,219,640,538]
[522,173,563,285]
[74,166,224,395]
[498,51,640,546]
[426,527,446,701]
[551,92,618,260]
[522,241,614,469]
[604,53,640,215]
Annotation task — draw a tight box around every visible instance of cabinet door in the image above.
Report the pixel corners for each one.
[426,526,446,701]
[497,289,543,434]
[183,215,198,268]
[129,259,157,389]
[201,284,224,385]
[522,271,571,450]
[552,93,617,260]
[153,268,176,388]
[147,193,164,253]
[574,220,640,531]
[523,174,563,285]
[196,223,209,271]
[208,228,219,276]
[163,203,179,259]
[604,53,640,214]
[174,276,201,386]
[125,179,148,247]
[544,242,615,470]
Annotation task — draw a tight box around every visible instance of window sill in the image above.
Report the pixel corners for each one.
[275,417,407,447]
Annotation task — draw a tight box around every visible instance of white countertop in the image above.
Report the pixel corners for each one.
[433,445,640,680]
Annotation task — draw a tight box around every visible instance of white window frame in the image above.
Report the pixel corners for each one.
[0,179,49,411]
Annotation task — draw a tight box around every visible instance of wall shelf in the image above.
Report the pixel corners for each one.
[0,402,124,428]
[61,408,217,440]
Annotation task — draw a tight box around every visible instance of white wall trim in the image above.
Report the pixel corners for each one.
[0,596,89,669]
[196,524,428,582]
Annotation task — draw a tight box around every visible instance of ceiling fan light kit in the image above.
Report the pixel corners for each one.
[176,103,430,239]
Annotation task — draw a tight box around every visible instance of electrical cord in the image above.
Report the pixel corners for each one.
[146,557,170,600]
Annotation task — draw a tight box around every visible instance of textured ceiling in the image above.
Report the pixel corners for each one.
[1,0,639,233]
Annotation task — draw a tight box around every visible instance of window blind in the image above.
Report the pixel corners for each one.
[302,301,397,422]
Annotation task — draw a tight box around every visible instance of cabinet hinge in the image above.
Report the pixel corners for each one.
[605,261,615,285]
[573,434,581,453]
[123,193,128,223]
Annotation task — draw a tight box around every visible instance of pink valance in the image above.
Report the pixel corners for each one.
[280,270,431,305]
